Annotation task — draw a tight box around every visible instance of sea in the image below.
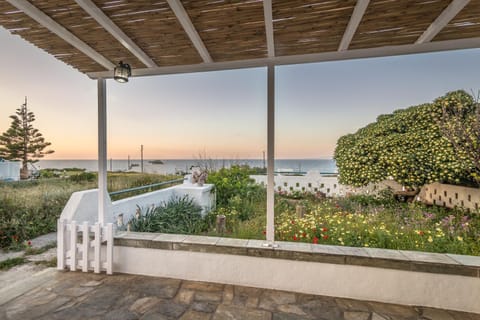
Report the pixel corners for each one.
[36,159,337,175]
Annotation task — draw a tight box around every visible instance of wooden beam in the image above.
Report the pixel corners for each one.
[263,0,275,57]
[7,0,115,70]
[338,0,370,51]
[416,0,470,44]
[166,0,212,63]
[88,36,480,79]
[75,0,157,68]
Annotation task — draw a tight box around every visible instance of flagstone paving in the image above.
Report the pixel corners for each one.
[0,270,479,320]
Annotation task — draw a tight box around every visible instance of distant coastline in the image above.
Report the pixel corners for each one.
[37,159,337,175]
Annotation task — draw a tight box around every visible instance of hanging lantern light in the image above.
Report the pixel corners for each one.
[114,61,131,83]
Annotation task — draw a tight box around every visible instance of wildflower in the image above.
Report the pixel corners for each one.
[323,235,329,240]
[262,230,266,235]
[27,240,32,246]
[293,235,298,241]
[427,236,433,243]
[322,227,328,232]
[457,236,463,242]
[313,237,319,244]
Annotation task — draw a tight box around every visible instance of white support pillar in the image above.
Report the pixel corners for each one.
[266,64,275,244]
[98,79,107,225]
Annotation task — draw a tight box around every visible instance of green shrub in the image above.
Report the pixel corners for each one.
[334,90,475,187]
[128,195,205,234]
[69,172,97,183]
[207,165,265,221]
[39,169,60,179]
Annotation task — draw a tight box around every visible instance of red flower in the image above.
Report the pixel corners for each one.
[293,235,298,241]
[322,227,328,232]
[291,220,295,225]
[302,232,306,238]
[312,237,319,244]
[27,241,32,246]
[262,230,266,235]
[419,231,424,236]
[323,235,329,240]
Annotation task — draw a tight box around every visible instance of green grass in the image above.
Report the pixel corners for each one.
[24,243,57,256]
[0,257,27,270]
[0,172,181,249]
[34,257,57,268]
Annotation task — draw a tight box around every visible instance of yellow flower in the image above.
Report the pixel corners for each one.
[457,236,463,242]
[427,236,433,243]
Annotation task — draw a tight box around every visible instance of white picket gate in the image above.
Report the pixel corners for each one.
[57,220,114,274]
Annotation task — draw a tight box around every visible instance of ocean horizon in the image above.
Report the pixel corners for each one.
[37,159,337,175]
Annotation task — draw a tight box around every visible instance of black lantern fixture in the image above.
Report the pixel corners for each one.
[114,61,131,83]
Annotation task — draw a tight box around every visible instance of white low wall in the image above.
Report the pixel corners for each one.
[60,183,215,224]
[419,182,480,212]
[250,171,402,197]
[113,246,480,314]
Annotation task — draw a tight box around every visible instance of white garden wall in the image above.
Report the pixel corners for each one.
[59,183,215,225]
[250,171,402,197]
[419,182,480,212]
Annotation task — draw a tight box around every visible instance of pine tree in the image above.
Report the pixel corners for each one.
[0,97,54,178]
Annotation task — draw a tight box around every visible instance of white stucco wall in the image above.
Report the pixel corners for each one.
[113,246,480,314]
[0,160,21,181]
[251,172,347,197]
[59,184,215,225]
[251,172,404,197]
[419,182,480,212]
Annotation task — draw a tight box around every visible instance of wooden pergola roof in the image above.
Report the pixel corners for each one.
[1,0,479,79]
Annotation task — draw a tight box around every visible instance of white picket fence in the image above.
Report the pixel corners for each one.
[57,220,114,274]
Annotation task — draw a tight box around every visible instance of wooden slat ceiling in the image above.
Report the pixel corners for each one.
[349,0,452,50]
[0,0,479,75]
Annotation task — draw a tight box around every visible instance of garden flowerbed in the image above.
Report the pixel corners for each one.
[275,195,480,256]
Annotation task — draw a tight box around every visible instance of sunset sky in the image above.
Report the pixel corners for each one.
[1,26,480,160]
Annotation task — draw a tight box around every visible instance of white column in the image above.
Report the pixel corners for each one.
[266,64,275,243]
[98,78,107,225]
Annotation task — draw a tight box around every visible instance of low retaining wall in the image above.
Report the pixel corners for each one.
[419,182,480,212]
[60,183,215,224]
[113,232,480,314]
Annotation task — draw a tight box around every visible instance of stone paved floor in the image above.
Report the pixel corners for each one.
[0,270,479,320]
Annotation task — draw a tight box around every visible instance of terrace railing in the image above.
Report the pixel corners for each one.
[57,220,114,274]
[109,178,185,198]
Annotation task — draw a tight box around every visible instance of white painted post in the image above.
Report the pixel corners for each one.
[98,78,107,225]
[106,223,113,275]
[57,219,65,270]
[82,221,89,272]
[93,223,101,273]
[266,64,275,244]
[70,221,77,271]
